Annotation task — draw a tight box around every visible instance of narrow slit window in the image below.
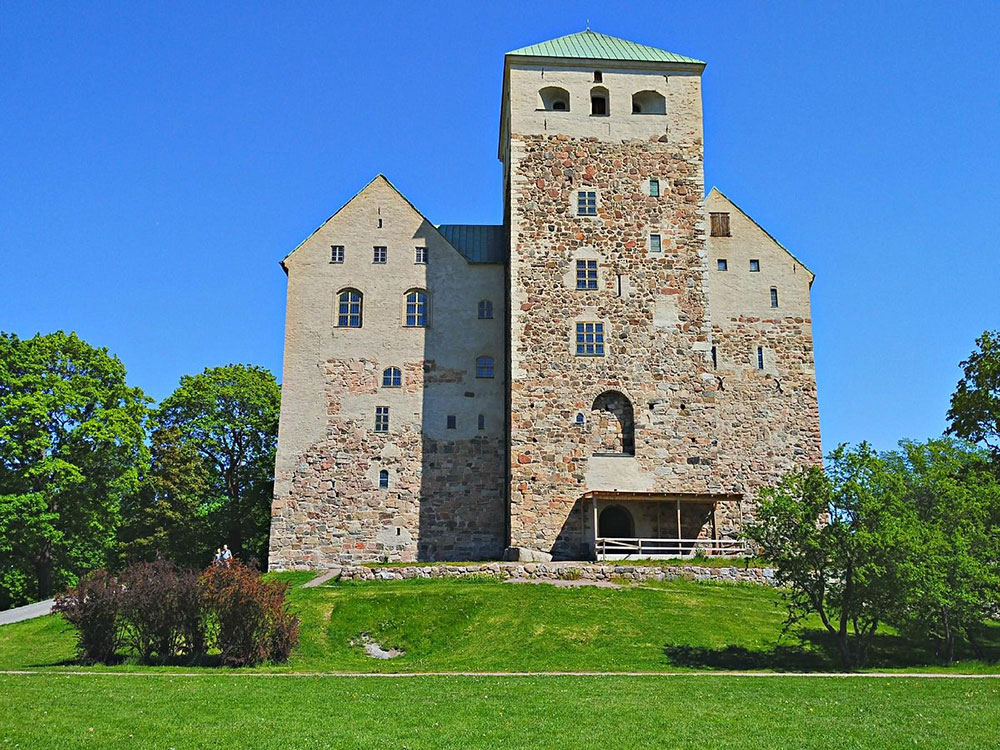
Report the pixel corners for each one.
[757,347,764,370]
[576,259,598,289]
[375,406,389,433]
[446,415,456,430]
[577,191,597,216]
[575,322,605,356]
[330,245,344,263]
[649,234,662,252]
[770,288,779,308]
[477,414,485,431]
[649,179,660,197]
[712,345,718,370]
[373,246,387,264]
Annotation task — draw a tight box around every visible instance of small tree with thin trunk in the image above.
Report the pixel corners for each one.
[746,444,907,669]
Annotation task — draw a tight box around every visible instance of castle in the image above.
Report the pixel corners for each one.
[267,30,821,569]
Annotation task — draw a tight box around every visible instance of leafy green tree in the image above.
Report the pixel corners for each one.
[745,444,909,669]
[885,439,1000,663]
[0,331,149,605]
[155,365,280,567]
[119,426,212,569]
[948,330,1000,461]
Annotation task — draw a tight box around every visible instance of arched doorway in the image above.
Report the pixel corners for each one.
[591,391,635,455]
[598,505,634,538]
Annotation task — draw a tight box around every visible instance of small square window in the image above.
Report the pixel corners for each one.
[375,406,389,433]
[415,246,427,264]
[330,245,344,263]
[750,259,760,272]
[577,191,597,216]
[649,179,660,197]
[575,322,605,356]
[446,415,456,429]
[576,259,598,290]
[649,234,662,252]
[717,259,728,271]
[710,212,731,237]
[373,246,387,264]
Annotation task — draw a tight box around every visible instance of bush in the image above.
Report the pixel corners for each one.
[202,562,299,666]
[53,570,124,664]
[120,561,206,663]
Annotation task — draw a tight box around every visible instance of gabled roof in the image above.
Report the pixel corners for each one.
[437,225,505,264]
[707,187,815,282]
[507,30,704,66]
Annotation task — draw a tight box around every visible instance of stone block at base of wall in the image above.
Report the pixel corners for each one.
[502,547,553,563]
[323,561,778,587]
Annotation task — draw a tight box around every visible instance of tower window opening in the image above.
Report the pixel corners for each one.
[575,322,605,356]
[757,347,764,370]
[447,415,456,430]
[631,90,666,115]
[476,356,494,379]
[593,70,603,83]
[576,259,598,289]
[590,86,609,115]
[577,191,597,216]
[649,179,660,197]
[539,86,570,111]
[375,406,389,433]
[575,412,585,426]
[717,259,728,271]
[478,414,485,431]
[649,234,662,252]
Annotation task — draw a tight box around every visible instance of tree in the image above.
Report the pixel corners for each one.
[155,365,280,567]
[948,330,1000,461]
[0,331,149,606]
[745,444,908,669]
[119,426,212,569]
[885,439,1000,663]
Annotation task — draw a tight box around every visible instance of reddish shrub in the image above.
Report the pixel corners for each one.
[53,570,124,664]
[201,562,299,666]
[120,561,206,663]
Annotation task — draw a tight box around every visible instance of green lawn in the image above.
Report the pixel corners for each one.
[1,575,997,674]
[1,673,998,749]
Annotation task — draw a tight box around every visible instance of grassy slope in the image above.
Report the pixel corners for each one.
[1,576,997,674]
[1,673,998,749]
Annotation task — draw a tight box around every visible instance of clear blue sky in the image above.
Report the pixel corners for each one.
[2,1,997,453]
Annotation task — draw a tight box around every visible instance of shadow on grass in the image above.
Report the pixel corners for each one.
[664,627,1000,672]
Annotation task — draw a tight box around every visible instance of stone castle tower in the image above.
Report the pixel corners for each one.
[267,31,821,570]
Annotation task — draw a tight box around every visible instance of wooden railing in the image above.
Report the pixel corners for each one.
[595,537,748,560]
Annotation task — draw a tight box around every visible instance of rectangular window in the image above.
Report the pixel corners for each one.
[750,259,760,272]
[330,245,344,263]
[649,179,660,197]
[710,212,731,237]
[575,322,605,356]
[649,234,662,252]
[446,415,456,429]
[717,259,728,271]
[477,414,485,431]
[757,347,764,370]
[415,246,427,264]
[373,246,387,264]
[375,406,389,433]
[576,259,598,290]
[770,288,779,308]
[577,191,597,216]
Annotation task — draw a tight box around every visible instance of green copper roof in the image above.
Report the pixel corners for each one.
[437,224,506,264]
[507,30,704,65]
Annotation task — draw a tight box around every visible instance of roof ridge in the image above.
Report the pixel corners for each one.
[507,29,704,66]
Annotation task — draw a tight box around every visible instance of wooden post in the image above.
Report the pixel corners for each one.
[711,501,718,556]
[593,497,599,561]
[675,499,682,555]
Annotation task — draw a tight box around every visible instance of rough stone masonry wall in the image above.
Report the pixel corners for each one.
[507,133,725,558]
[269,358,506,569]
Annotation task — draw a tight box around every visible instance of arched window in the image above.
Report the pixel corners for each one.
[378,469,389,489]
[337,289,363,328]
[631,90,666,115]
[478,299,494,319]
[590,86,609,116]
[598,505,634,538]
[476,356,494,379]
[539,86,570,111]
[382,367,402,388]
[575,412,585,426]
[404,289,428,327]
[770,287,779,308]
[591,390,635,455]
